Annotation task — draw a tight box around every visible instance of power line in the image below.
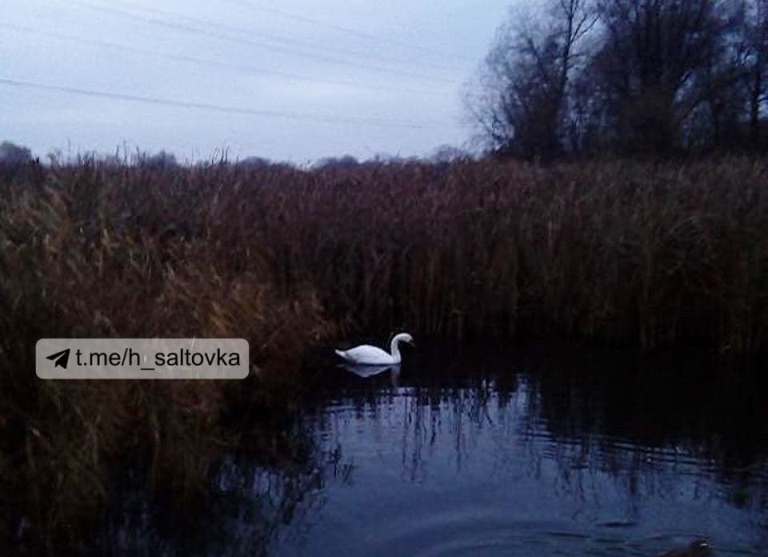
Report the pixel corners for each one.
[0,77,452,129]
[99,0,465,75]
[0,22,452,98]
[223,0,474,64]
[66,0,459,86]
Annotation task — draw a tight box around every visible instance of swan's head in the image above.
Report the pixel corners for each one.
[393,333,415,346]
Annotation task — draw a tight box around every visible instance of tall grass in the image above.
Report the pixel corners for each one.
[2,156,767,354]
[0,159,334,551]
[111,156,765,352]
[0,155,766,550]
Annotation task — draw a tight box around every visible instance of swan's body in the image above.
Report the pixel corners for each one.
[335,333,414,365]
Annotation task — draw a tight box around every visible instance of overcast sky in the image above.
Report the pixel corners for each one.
[1,0,512,163]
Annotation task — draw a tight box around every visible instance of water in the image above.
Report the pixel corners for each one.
[100,344,768,556]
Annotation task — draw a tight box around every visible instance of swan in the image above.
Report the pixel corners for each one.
[334,333,414,365]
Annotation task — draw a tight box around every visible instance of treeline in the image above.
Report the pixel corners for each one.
[0,142,471,172]
[469,0,768,159]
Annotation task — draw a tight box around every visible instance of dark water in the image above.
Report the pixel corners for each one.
[99,345,768,556]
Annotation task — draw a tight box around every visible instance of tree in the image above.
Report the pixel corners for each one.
[238,156,272,169]
[430,144,470,164]
[139,150,179,169]
[589,0,735,154]
[742,0,768,148]
[313,155,360,170]
[469,0,766,158]
[467,0,596,160]
[0,141,33,166]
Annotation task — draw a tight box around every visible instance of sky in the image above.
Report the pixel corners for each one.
[1,0,512,164]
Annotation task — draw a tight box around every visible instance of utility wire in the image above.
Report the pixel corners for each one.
[223,0,474,64]
[0,77,452,129]
[67,0,459,85]
[97,0,465,75]
[1,22,451,98]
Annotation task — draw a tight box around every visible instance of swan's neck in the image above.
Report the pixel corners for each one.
[389,337,402,363]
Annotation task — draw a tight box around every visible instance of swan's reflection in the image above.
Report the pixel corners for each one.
[339,363,401,386]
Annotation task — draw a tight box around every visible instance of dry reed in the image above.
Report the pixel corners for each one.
[0,155,766,550]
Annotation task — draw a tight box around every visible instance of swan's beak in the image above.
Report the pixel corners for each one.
[409,340,416,347]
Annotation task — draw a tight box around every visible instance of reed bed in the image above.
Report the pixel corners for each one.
[0,155,766,550]
[2,156,767,355]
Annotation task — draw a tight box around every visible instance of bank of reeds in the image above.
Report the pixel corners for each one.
[0,159,333,552]
[2,156,767,357]
[0,155,766,550]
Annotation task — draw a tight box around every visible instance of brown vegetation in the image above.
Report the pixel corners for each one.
[0,155,766,550]
[2,156,767,354]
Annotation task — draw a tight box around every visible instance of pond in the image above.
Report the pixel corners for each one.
[96,344,768,556]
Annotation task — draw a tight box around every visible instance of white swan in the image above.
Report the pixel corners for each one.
[334,333,414,365]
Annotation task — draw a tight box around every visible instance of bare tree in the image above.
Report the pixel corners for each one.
[590,0,735,154]
[469,0,767,158]
[743,0,768,147]
[467,0,596,160]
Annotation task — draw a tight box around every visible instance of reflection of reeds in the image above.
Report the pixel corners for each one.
[318,359,768,524]
[83,448,324,557]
